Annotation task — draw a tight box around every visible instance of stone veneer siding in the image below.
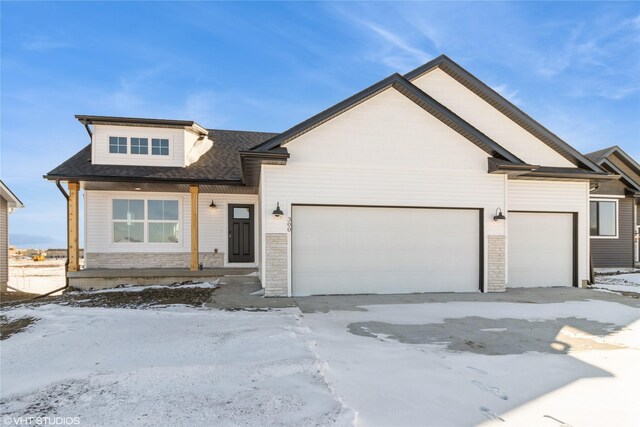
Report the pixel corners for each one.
[487,235,506,292]
[86,252,224,269]
[265,233,288,297]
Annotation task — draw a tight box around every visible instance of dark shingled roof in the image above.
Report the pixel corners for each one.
[45,129,279,183]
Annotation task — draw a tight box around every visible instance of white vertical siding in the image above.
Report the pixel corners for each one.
[92,125,186,167]
[507,179,590,284]
[412,69,575,168]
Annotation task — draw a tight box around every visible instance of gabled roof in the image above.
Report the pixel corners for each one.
[44,129,278,184]
[0,180,24,208]
[250,73,524,164]
[404,55,603,173]
[586,145,640,193]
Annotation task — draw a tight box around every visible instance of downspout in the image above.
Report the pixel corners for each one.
[33,180,70,298]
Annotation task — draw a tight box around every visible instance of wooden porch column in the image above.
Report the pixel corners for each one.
[190,185,199,271]
[68,182,80,272]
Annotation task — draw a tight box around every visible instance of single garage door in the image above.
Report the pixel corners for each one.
[292,205,480,296]
[508,212,575,288]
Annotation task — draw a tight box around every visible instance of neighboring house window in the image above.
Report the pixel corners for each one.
[151,138,169,155]
[131,137,149,155]
[109,137,127,154]
[112,199,144,243]
[590,200,617,237]
[148,200,179,243]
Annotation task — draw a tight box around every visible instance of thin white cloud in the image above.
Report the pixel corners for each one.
[492,84,523,106]
[22,35,70,51]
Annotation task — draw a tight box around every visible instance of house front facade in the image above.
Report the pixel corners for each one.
[45,55,618,296]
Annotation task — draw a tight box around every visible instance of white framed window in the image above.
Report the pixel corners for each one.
[590,199,618,238]
[131,137,149,155]
[109,136,127,154]
[148,200,179,243]
[112,198,180,244]
[151,138,170,156]
[112,199,144,243]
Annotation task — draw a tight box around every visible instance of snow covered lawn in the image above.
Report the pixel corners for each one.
[1,305,352,425]
[594,271,640,294]
[2,293,639,426]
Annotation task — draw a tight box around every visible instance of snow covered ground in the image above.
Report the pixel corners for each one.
[594,271,640,294]
[2,295,639,426]
[1,305,353,426]
[7,259,67,294]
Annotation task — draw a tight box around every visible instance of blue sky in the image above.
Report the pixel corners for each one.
[1,1,639,248]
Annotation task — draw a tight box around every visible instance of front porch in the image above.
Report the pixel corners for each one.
[67,267,258,290]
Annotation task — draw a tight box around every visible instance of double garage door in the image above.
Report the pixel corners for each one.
[292,205,481,296]
[291,206,576,296]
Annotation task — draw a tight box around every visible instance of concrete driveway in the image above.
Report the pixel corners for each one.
[293,288,640,426]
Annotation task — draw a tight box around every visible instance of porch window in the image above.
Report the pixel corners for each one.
[151,138,169,156]
[109,136,127,154]
[131,137,149,155]
[590,200,617,237]
[112,199,144,243]
[148,200,179,243]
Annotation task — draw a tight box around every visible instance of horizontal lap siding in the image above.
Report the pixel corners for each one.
[1,198,7,286]
[85,190,257,266]
[412,69,575,168]
[591,197,634,268]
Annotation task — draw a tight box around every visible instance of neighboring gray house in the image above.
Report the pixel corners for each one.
[46,55,619,295]
[1,181,24,292]
[586,146,640,269]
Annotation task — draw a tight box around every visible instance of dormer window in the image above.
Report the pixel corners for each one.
[152,138,169,156]
[109,137,127,154]
[131,138,149,155]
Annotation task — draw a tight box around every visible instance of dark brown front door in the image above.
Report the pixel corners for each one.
[228,204,254,263]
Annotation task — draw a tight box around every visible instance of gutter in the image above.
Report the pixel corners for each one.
[33,180,71,298]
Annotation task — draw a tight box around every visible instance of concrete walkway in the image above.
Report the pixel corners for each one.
[205,275,297,310]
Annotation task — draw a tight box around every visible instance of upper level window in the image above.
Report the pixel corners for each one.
[109,137,127,154]
[590,200,617,237]
[152,138,169,156]
[131,137,149,155]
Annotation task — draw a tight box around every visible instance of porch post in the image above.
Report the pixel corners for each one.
[68,182,80,272]
[190,185,199,271]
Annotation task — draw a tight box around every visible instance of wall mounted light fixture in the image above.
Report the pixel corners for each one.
[209,200,217,209]
[272,202,284,218]
[493,208,506,221]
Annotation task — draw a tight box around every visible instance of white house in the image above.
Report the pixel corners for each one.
[45,55,617,295]
[1,180,24,292]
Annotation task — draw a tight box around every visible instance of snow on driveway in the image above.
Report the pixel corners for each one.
[299,299,640,426]
[2,297,639,426]
[0,305,353,426]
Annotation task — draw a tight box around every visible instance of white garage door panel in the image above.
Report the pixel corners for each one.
[508,212,573,288]
[292,206,480,296]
